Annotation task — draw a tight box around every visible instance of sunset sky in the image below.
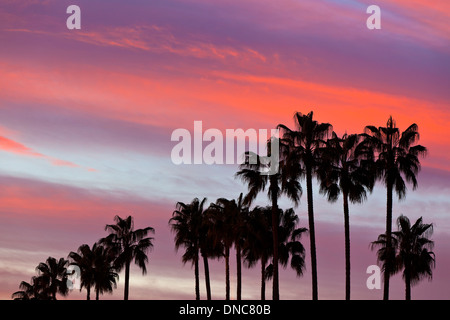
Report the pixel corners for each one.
[0,0,449,300]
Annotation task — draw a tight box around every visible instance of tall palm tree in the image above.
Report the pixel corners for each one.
[101,215,154,300]
[364,116,427,300]
[236,136,302,300]
[35,257,69,300]
[170,198,207,300]
[319,132,374,300]
[278,111,332,300]
[68,244,96,300]
[393,215,435,300]
[242,206,273,300]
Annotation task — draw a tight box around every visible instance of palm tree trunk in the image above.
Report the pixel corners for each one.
[236,242,242,300]
[86,284,91,300]
[306,165,318,300]
[271,191,280,301]
[405,263,411,300]
[261,256,266,300]
[194,255,200,300]
[383,182,393,300]
[202,254,211,300]
[124,259,130,300]
[343,191,351,300]
[225,245,230,300]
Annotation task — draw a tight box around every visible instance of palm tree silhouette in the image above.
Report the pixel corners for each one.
[319,132,374,299]
[170,198,207,300]
[242,206,273,300]
[364,117,427,300]
[68,244,96,300]
[371,215,435,300]
[209,194,248,300]
[101,215,154,300]
[396,215,435,300]
[278,111,332,300]
[277,208,307,279]
[92,243,119,300]
[265,207,307,297]
[35,257,69,300]
[199,203,223,300]
[207,196,243,300]
[236,136,302,300]
[11,276,49,300]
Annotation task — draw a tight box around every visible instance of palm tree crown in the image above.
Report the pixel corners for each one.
[35,257,69,300]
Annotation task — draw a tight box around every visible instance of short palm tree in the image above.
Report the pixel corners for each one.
[101,215,154,300]
[236,136,302,300]
[11,277,49,300]
[68,244,96,300]
[35,257,69,300]
[199,205,223,300]
[278,111,332,300]
[242,206,273,300]
[393,215,435,300]
[277,208,307,279]
[364,117,427,300]
[265,208,307,296]
[170,198,207,300]
[69,242,119,300]
[319,132,374,299]
[207,197,243,300]
[92,244,119,300]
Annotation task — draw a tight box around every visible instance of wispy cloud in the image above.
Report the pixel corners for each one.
[4,25,267,62]
[0,134,83,169]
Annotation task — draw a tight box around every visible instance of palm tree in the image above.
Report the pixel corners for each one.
[170,198,207,300]
[319,132,374,299]
[69,242,119,300]
[198,206,223,301]
[208,194,248,300]
[12,277,49,300]
[364,116,427,300]
[207,197,238,300]
[393,215,435,300]
[101,215,154,300]
[265,208,307,296]
[35,257,69,300]
[68,244,96,300]
[92,244,119,300]
[236,136,302,300]
[277,208,307,280]
[242,206,273,300]
[278,111,332,300]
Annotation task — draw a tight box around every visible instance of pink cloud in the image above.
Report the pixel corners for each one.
[0,134,81,169]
